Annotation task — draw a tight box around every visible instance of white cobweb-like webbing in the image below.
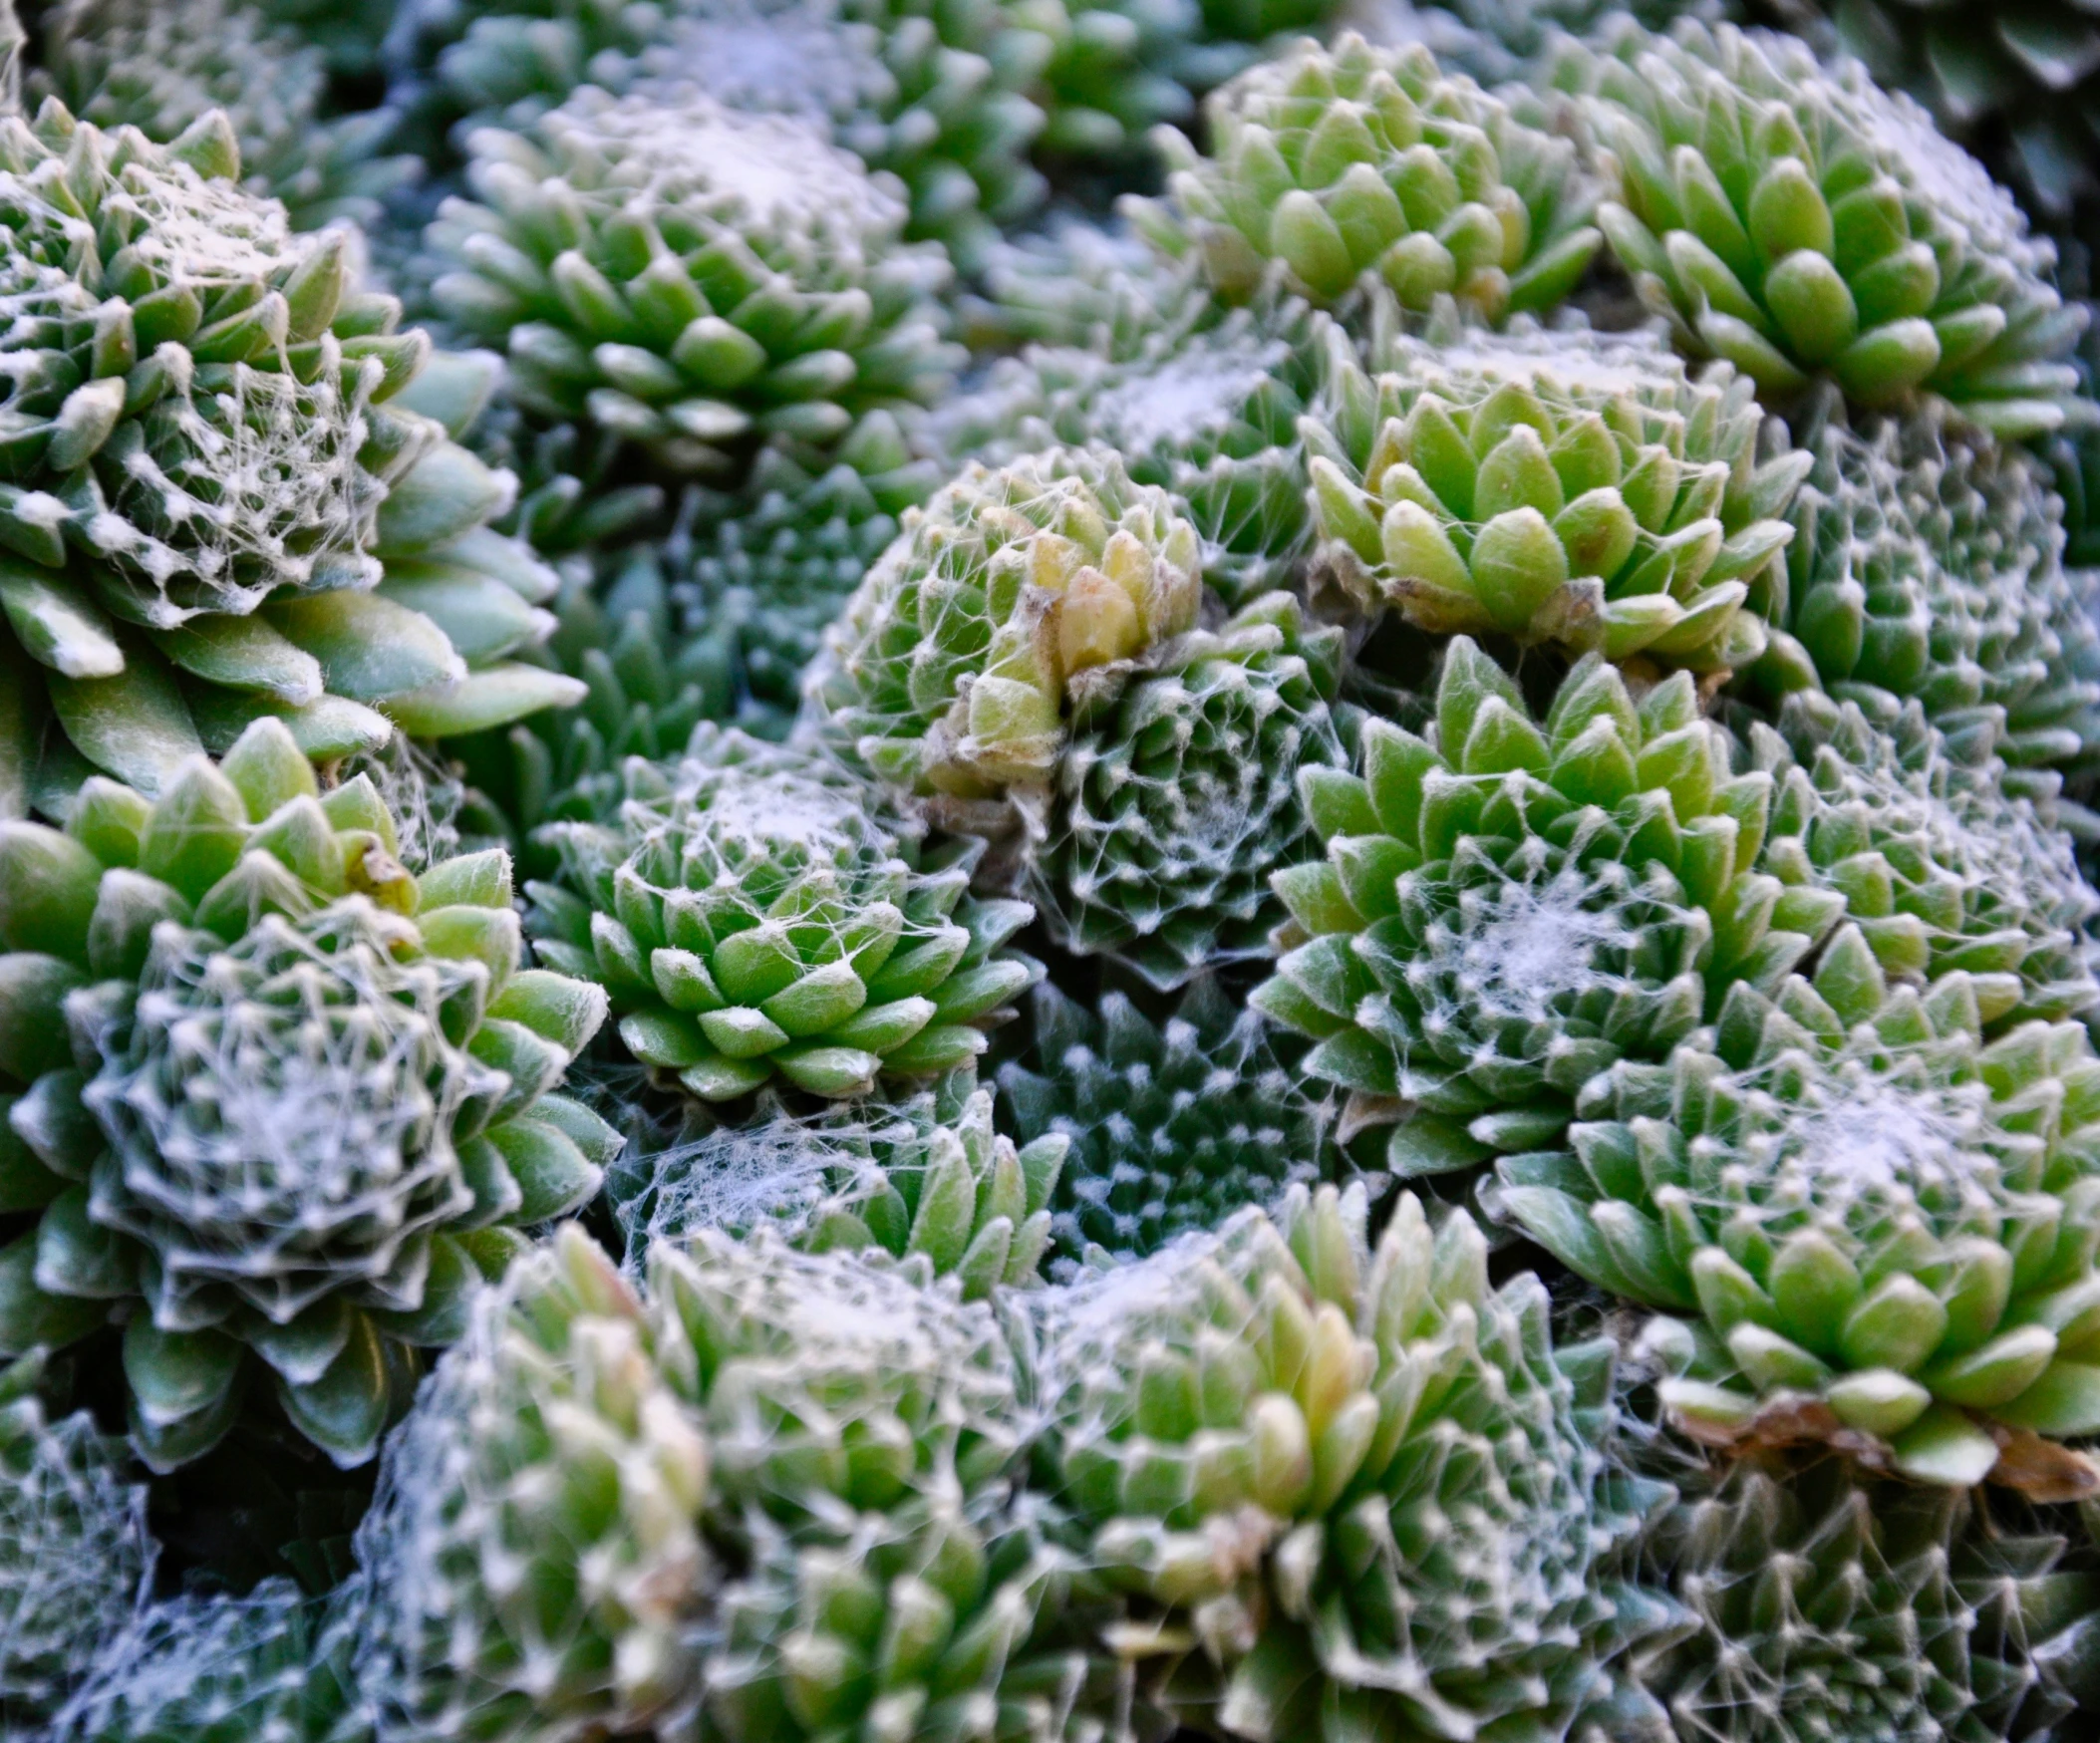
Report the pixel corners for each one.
[102,150,306,286]
[0,1407,152,1718]
[48,1579,320,1743]
[612,1109,877,1271]
[648,1226,1020,1425]
[129,359,380,596]
[634,0,894,128]
[542,87,903,244]
[1086,331,1292,455]
[1440,864,1639,1024]
[87,901,491,1321]
[1383,317,1698,408]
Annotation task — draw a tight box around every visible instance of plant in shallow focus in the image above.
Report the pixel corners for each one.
[1741,691,2100,1029]
[345,1225,718,1742]
[0,718,616,1469]
[0,100,568,800]
[1253,638,1839,1177]
[428,86,961,488]
[940,285,1340,606]
[669,414,947,730]
[1560,21,2091,436]
[0,1350,150,1734]
[1124,32,1602,324]
[998,975,1338,1268]
[34,0,421,235]
[803,445,1203,810]
[1033,1182,1680,1743]
[449,545,737,868]
[528,727,1039,1101]
[1820,0,2100,238]
[47,1577,350,1743]
[1497,924,2100,1489]
[1302,316,1805,671]
[352,1222,1110,1743]
[1751,390,2100,824]
[613,1076,1069,1298]
[1035,590,1351,988]
[1640,1453,2100,1743]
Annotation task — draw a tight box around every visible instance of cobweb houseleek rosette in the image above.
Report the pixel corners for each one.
[0,1349,151,1735]
[1034,591,1350,989]
[1252,638,1844,1182]
[340,1225,718,1743]
[1494,925,2100,1490]
[0,718,616,1470]
[1751,390,2100,819]
[1301,317,1805,672]
[35,0,421,235]
[616,0,1051,272]
[0,100,519,797]
[652,1230,1119,1743]
[998,974,1340,1267]
[1121,32,1602,324]
[613,1078,1069,1300]
[1031,1182,1681,1743]
[1743,690,2100,1029]
[801,446,1203,808]
[527,730,1040,1102]
[46,1577,353,1743]
[1637,1452,2100,1743]
[669,413,947,728]
[427,86,962,490]
[938,286,1341,608]
[1560,21,2091,436]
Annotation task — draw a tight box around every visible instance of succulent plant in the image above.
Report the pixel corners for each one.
[392,0,1050,265]
[612,1077,1069,1299]
[348,1223,718,1742]
[1033,1182,1680,1743]
[0,99,523,797]
[347,349,597,744]
[0,1350,150,1734]
[669,414,947,727]
[997,974,1339,1267]
[940,287,1340,606]
[624,0,1051,271]
[35,0,421,235]
[527,728,1040,1101]
[0,718,618,1470]
[1122,33,1603,324]
[803,446,1204,809]
[47,1578,350,1743]
[1818,0,2100,241]
[1253,638,1844,1175]
[1497,926,2100,1487]
[1337,0,1733,90]
[650,1226,1111,1743]
[1036,591,1350,988]
[1302,316,1806,671]
[1751,390,2100,818]
[955,214,1196,356]
[1640,1454,2099,1743]
[428,86,962,489]
[1744,690,2100,1028]
[1562,21,2092,436]
[449,546,739,871]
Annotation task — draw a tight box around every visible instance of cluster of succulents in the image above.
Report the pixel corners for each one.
[1557,20,2091,436]
[1127,32,1604,322]
[0,718,616,1469]
[1303,314,1805,669]
[15,2,2100,1740]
